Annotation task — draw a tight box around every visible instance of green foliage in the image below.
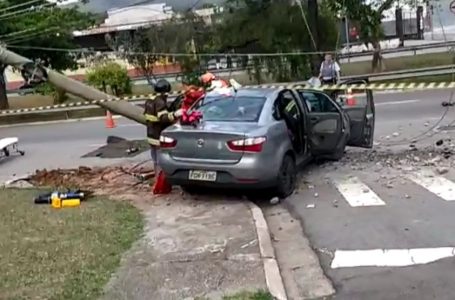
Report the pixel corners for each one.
[0,0,96,109]
[0,0,96,71]
[212,0,338,82]
[326,0,396,43]
[86,61,132,96]
[34,82,68,104]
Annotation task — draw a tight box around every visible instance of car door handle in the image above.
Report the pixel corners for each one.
[310,116,320,122]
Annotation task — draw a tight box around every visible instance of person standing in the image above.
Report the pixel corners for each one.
[319,54,341,85]
[144,79,183,174]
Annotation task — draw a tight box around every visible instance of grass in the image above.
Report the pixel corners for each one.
[222,290,273,300]
[195,290,273,300]
[341,52,454,76]
[0,188,143,300]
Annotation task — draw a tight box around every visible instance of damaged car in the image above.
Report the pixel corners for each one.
[157,83,375,197]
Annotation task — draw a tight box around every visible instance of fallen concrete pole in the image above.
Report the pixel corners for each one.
[0,46,146,125]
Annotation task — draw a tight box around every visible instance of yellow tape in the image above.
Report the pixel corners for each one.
[246,81,455,91]
[2,81,455,116]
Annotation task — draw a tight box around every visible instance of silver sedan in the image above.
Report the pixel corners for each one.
[158,86,375,197]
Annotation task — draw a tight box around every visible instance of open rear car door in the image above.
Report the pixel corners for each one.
[329,79,375,148]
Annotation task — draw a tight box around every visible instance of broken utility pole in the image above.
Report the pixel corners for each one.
[0,46,146,125]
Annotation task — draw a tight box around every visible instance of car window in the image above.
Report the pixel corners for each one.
[299,91,338,113]
[192,95,266,122]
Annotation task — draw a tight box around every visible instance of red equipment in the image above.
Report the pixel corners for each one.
[152,170,172,194]
[180,86,205,126]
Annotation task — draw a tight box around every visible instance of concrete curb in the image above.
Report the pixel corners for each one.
[0,115,124,128]
[248,202,287,300]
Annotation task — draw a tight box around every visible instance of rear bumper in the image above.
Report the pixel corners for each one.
[157,152,279,189]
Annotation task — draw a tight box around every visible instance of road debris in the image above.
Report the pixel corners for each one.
[436,167,449,175]
[83,136,148,159]
[306,204,316,209]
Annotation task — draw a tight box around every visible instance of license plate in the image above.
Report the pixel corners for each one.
[188,170,217,182]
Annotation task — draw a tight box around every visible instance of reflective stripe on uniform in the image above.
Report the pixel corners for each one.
[147,138,160,146]
[285,101,296,111]
[157,110,175,122]
[145,114,159,122]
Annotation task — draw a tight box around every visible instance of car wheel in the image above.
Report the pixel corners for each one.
[275,155,297,198]
[327,147,345,161]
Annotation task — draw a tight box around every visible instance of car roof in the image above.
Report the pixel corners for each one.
[205,87,280,99]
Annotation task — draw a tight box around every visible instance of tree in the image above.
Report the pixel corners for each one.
[107,12,212,86]
[86,60,132,96]
[0,0,95,109]
[326,0,396,72]
[213,0,338,82]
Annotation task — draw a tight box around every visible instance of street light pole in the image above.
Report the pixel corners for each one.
[0,46,146,125]
[344,15,350,63]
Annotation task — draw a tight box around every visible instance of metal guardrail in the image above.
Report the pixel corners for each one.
[343,65,455,81]
[338,40,455,59]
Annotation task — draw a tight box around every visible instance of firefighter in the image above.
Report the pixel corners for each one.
[182,78,205,111]
[200,72,229,91]
[144,79,183,173]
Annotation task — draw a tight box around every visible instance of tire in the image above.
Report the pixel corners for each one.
[327,147,345,161]
[275,154,297,198]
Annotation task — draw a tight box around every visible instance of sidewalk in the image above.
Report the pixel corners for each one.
[101,195,268,300]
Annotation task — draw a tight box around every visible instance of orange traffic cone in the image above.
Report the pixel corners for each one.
[152,170,172,194]
[105,111,116,128]
[346,88,356,106]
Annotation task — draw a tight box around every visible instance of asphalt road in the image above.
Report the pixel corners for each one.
[1,88,455,299]
[0,88,452,178]
[285,89,455,298]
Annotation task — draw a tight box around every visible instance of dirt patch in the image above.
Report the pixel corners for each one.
[29,162,154,197]
[82,136,149,159]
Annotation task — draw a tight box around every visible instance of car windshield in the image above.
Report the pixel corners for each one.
[192,95,266,122]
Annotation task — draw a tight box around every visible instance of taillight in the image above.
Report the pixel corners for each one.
[227,137,266,153]
[159,135,177,148]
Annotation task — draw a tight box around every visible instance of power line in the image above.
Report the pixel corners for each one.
[6,28,62,44]
[0,0,42,14]
[0,27,39,39]
[0,2,55,21]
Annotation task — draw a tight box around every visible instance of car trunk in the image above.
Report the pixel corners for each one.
[164,122,259,164]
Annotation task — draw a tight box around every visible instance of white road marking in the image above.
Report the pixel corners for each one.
[89,144,105,147]
[333,177,386,207]
[407,170,455,201]
[375,99,420,106]
[331,247,455,268]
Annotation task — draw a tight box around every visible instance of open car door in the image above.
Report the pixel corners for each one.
[330,79,375,148]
